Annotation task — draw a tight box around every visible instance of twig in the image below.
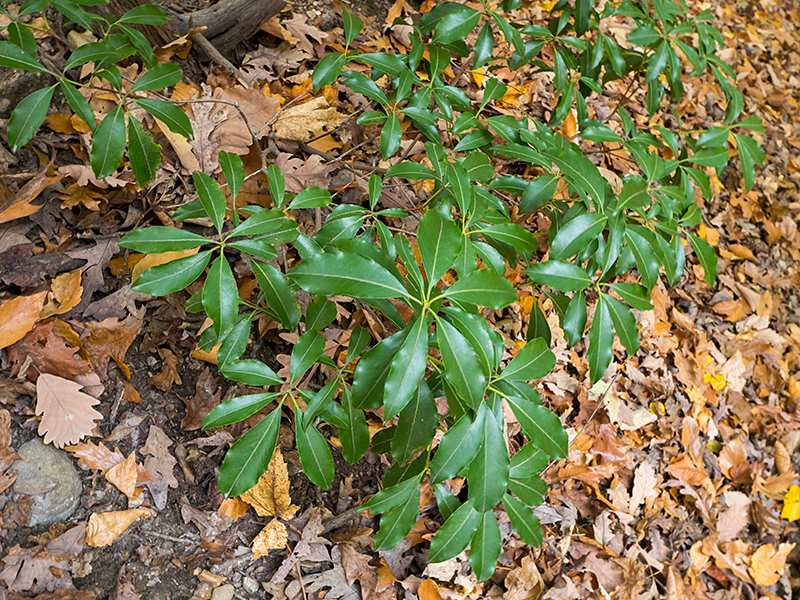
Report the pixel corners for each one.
[190,32,250,87]
[289,542,308,600]
[320,506,360,535]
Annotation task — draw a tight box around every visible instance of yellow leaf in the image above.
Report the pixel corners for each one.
[748,543,795,586]
[238,448,299,520]
[251,519,288,559]
[781,485,800,522]
[40,270,83,319]
[0,291,47,350]
[85,509,151,547]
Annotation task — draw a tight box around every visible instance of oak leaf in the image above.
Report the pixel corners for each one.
[148,348,182,393]
[36,373,103,448]
[283,13,328,53]
[239,447,299,520]
[251,519,288,559]
[275,153,337,193]
[85,508,151,547]
[0,291,47,350]
[9,321,90,381]
[748,543,795,586]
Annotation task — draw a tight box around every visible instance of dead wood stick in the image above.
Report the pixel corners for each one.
[190,32,250,87]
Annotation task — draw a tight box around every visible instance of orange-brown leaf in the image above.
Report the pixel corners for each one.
[85,509,151,547]
[0,291,47,350]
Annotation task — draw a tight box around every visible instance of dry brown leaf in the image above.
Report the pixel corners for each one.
[8,320,90,380]
[239,447,298,520]
[273,97,347,142]
[36,373,103,448]
[251,519,288,559]
[418,579,444,600]
[81,315,142,379]
[719,438,750,484]
[69,439,125,471]
[155,116,201,173]
[148,347,182,393]
[58,164,130,189]
[0,545,72,593]
[283,13,328,53]
[748,543,795,586]
[0,291,47,350]
[0,167,61,224]
[180,366,221,430]
[59,181,104,210]
[212,86,280,156]
[85,508,151,547]
[716,492,751,544]
[105,451,139,500]
[40,270,83,319]
[275,153,337,192]
[141,425,179,510]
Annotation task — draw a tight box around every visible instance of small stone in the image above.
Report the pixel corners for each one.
[12,437,81,526]
[242,577,259,594]
[210,584,234,600]
[195,582,213,600]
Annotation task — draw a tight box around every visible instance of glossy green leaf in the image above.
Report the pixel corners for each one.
[519,175,558,214]
[130,63,182,92]
[288,186,332,210]
[120,227,210,253]
[504,394,567,459]
[203,392,277,429]
[306,296,338,332]
[525,260,592,292]
[433,6,481,45]
[562,291,587,345]
[266,164,286,208]
[418,210,461,290]
[624,229,659,289]
[340,386,370,464]
[296,418,335,489]
[687,232,717,286]
[392,381,438,464]
[193,171,227,233]
[481,223,537,255]
[127,116,161,186]
[362,474,421,514]
[374,483,420,551]
[0,40,48,71]
[441,307,498,376]
[346,324,371,364]
[733,132,764,192]
[228,209,295,239]
[587,292,614,383]
[202,254,238,336]
[435,484,460,520]
[469,511,502,582]
[604,293,639,355]
[508,472,547,506]
[618,175,650,211]
[549,213,607,261]
[7,85,53,152]
[503,493,543,547]
[607,282,653,311]
[135,98,193,139]
[446,162,471,214]
[220,359,282,386]
[342,9,363,45]
[217,315,250,366]
[290,330,325,383]
[500,337,555,382]
[90,104,126,179]
[380,113,402,159]
[59,80,96,134]
[384,316,428,419]
[218,405,281,497]
[543,146,606,205]
[386,162,438,180]
[251,260,300,331]
[351,328,407,409]
[312,51,346,91]
[473,23,495,69]
[428,501,480,563]
[437,318,486,410]
[133,251,212,296]
[468,404,509,511]
[442,269,517,310]
[219,150,245,204]
[290,251,409,300]
[430,411,484,484]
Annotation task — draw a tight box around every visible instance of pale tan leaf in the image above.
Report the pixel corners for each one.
[105,451,139,500]
[40,270,83,319]
[273,97,347,143]
[36,373,102,448]
[629,461,659,512]
[85,509,151,547]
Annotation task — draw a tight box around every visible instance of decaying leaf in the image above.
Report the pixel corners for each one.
[0,167,62,224]
[85,508,151,547]
[141,425,179,510]
[8,321,90,380]
[275,153,337,193]
[180,366,221,430]
[273,97,347,143]
[252,519,288,558]
[218,497,250,520]
[105,451,139,500]
[36,373,103,448]
[40,270,83,319]
[239,447,299,520]
[81,314,142,380]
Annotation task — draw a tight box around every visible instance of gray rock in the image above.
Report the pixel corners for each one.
[242,577,259,594]
[11,437,82,526]
[210,584,234,600]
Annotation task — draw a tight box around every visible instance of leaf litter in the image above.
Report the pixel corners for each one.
[0,0,800,598]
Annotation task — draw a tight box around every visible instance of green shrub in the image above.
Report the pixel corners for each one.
[2,0,764,580]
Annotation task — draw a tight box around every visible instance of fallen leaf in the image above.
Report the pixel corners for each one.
[36,373,103,448]
[180,366,221,430]
[131,248,198,283]
[275,153,337,192]
[0,545,72,593]
[252,519,288,558]
[418,578,444,600]
[218,497,250,520]
[81,314,142,380]
[0,167,62,224]
[40,270,83,319]
[148,347,182,393]
[105,451,139,500]
[283,13,328,53]
[85,508,151,547]
[0,291,47,350]
[141,425,179,510]
[239,447,299,520]
[781,485,800,522]
[8,320,90,380]
[719,438,751,484]
[273,96,347,142]
[748,543,795,586]
[65,237,120,315]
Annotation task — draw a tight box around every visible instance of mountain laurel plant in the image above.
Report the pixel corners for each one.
[4,0,764,581]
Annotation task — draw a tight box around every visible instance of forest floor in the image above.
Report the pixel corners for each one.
[1,0,800,599]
